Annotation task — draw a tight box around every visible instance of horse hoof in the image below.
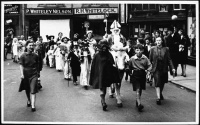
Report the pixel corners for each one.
[117,103,123,108]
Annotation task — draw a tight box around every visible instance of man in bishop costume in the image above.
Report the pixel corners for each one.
[107,20,129,107]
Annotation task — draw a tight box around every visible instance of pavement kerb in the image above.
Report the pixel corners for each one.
[168,80,196,93]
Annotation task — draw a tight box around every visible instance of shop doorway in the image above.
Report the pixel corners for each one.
[40,19,70,42]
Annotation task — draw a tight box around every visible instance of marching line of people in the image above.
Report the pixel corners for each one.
[4,20,192,113]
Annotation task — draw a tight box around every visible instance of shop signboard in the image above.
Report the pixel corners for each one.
[88,15,105,19]
[4,4,20,14]
[74,8,118,14]
[25,8,73,15]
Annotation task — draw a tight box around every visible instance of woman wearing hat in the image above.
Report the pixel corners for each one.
[89,39,115,111]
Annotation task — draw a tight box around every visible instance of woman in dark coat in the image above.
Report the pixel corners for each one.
[19,40,40,112]
[89,39,115,111]
[165,28,179,76]
[149,37,175,105]
[177,29,191,77]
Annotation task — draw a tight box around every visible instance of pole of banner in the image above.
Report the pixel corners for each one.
[68,59,70,87]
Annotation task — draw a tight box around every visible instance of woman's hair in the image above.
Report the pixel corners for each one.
[155,36,166,46]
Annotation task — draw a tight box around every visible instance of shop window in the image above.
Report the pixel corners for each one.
[149,4,156,10]
[174,4,186,10]
[143,4,148,10]
[134,4,142,11]
[159,5,168,12]
[37,4,65,8]
[134,4,156,11]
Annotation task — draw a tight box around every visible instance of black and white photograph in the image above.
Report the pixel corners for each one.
[1,1,199,124]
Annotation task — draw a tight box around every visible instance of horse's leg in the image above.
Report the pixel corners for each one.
[115,69,125,107]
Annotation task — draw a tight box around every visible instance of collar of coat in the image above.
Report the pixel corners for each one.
[132,54,146,60]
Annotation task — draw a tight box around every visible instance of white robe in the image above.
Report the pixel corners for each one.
[80,51,90,86]
[54,47,64,70]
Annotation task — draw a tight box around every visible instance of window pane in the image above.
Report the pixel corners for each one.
[160,5,168,12]
[143,4,148,10]
[181,4,186,9]
[150,4,156,10]
[174,4,180,9]
[135,4,142,10]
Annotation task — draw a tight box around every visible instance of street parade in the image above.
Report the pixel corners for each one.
[2,2,198,124]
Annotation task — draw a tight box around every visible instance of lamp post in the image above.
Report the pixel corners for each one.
[104,12,109,34]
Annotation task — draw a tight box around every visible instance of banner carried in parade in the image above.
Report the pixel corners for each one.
[74,8,118,14]
[25,8,73,15]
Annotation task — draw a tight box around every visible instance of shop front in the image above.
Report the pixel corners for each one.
[25,4,73,42]
[4,4,21,37]
[72,4,119,41]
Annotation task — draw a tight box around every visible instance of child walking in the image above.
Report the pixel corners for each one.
[128,44,152,112]
[47,45,55,68]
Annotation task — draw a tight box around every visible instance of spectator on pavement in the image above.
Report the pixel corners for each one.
[177,29,191,77]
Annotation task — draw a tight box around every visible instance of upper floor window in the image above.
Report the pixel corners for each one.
[159,4,168,12]
[174,4,186,10]
[134,4,156,11]
[38,4,66,8]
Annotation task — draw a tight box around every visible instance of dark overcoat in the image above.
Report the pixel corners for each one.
[67,51,81,76]
[149,46,174,73]
[178,35,191,64]
[149,46,174,85]
[89,51,115,89]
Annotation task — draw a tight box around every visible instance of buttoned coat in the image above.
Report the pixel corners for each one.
[149,46,174,73]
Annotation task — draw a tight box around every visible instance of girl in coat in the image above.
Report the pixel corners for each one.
[89,39,115,111]
[149,37,175,105]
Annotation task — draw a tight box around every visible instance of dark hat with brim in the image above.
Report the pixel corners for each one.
[46,35,55,40]
[61,37,70,42]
